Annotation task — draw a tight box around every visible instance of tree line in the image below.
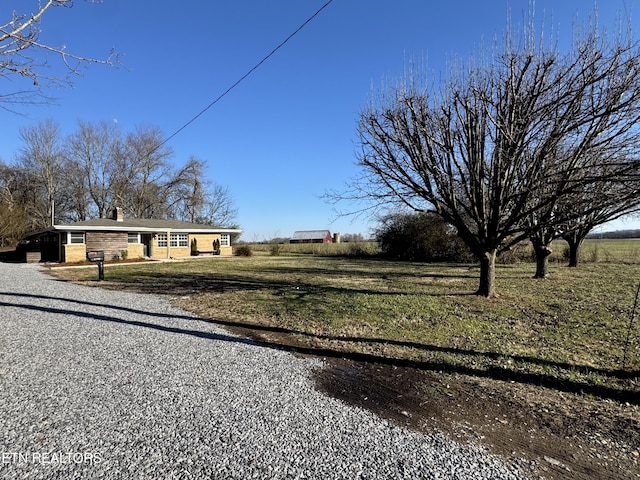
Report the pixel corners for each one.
[0,119,238,247]
[331,12,640,297]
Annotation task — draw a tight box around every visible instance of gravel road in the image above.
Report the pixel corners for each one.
[0,262,538,479]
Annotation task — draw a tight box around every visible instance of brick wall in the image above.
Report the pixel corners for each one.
[63,244,86,263]
[127,243,144,259]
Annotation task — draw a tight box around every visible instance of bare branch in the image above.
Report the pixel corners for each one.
[0,1,119,105]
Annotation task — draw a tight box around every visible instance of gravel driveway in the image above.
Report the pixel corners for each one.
[0,262,536,479]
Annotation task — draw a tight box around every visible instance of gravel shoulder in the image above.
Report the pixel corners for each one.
[0,263,537,479]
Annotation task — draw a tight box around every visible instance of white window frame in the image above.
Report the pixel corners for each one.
[69,232,85,244]
[157,233,167,247]
[220,234,230,247]
[170,233,188,247]
[127,233,140,244]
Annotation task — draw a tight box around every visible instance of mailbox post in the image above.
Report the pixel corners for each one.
[86,250,105,281]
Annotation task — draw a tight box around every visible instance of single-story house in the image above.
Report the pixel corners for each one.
[290,230,333,244]
[21,208,242,263]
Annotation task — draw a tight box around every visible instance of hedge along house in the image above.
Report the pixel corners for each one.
[22,208,241,263]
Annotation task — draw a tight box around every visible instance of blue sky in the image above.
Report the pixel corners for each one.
[1,0,639,240]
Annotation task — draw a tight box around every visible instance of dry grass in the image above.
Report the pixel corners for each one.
[49,253,640,403]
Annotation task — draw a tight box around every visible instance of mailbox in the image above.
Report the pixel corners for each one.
[86,250,105,280]
[87,250,105,262]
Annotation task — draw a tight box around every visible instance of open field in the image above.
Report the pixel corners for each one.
[549,238,640,265]
[248,237,640,265]
[47,242,640,479]
[247,241,380,256]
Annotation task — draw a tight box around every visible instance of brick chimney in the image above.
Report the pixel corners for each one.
[112,207,124,222]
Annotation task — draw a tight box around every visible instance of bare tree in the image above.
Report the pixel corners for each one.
[58,156,90,222]
[526,146,640,276]
[17,119,66,227]
[170,157,239,226]
[0,160,30,246]
[559,170,640,267]
[338,20,640,297]
[119,125,174,218]
[197,184,239,227]
[0,0,118,110]
[171,157,207,223]
[66,120,122,218]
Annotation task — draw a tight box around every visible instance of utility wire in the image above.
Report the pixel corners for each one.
[159,0,334,149]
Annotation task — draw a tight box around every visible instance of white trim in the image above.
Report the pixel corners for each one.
[53,225,241,234]
[68,232,85,244]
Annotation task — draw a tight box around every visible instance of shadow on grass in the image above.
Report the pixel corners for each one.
[48,268,480,298]
[3,293,638,405]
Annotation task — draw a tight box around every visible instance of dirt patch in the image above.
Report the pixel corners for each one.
[314,358,639,480]
[220,322,639,480]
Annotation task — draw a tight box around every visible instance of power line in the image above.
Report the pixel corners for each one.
[159,0,334,149]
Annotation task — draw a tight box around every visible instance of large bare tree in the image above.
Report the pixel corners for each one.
[0,0,118,109]
[118,125,174,219]
[343,22,640,297]
[16,119,65,227]
[170,157,239,226]
[66,120,122,219]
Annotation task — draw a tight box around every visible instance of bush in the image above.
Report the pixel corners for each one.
[269,243,282,256]
[346,242,376,258]
[375,212,473,262]
[235,245,253,257]
[497,242,531,264]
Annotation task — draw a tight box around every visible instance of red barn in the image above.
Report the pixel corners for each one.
[290,230,333,244]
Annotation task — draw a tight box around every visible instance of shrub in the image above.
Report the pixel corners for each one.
[235,245,253,257]
[346,242,376,258]
[270,243,282,256]
[375,212,473,262]
[497,242,531,264]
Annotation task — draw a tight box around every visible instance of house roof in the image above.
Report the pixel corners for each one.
[43,217,241,234]
[291,230,331,240]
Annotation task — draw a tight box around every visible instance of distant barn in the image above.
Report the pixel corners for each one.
[290,230,333,244]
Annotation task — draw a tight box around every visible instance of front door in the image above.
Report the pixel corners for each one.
[142,234,153,257]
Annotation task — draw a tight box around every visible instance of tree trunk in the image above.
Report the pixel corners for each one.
[565,236,583,268]
[532,243,552,278]
[476,250,497,297]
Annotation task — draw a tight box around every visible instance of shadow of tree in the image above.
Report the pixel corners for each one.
[56,267,478,298]
[3,293,638,405]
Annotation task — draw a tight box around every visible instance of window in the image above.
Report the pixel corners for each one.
[220,234,230,247]
[170,233,188,247]
[157,233,167,247]
[128,233,139,244]
[69,232,85,244]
